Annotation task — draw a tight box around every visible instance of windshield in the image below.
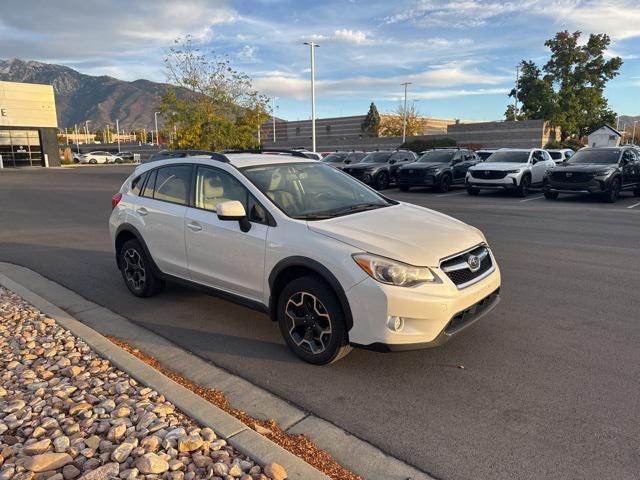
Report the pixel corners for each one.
[476,151,494,160]
[321,154,346,163]
[242,162,392,220]
[567,149,620,165]
[361,152,391,163]
[486,151,530,163]
[548,151,563,160]
[418,150,454,163]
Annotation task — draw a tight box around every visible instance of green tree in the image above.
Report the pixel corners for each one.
[160,36,269,150]
[507,31,622,139]
[361,102,381,136]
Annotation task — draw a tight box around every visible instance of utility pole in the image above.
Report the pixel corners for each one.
[272,96,278,143]
[514,64,520,121]
[116,119,121,153]
[304,42,319,152]
[633,121,638,145]
[84,120,91,144]
[154,112,161,146]
[74,125,80,154]
[401,82,412,143]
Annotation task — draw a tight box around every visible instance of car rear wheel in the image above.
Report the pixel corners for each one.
[467,186,480,196]
[375,172,389,190]
[603,178,621,203]
[89,158,97,164]
[436,174,451,193]
[119,239,164,297]
[544,191,559,200]
[516,175,531,197]
[278,276,352,365]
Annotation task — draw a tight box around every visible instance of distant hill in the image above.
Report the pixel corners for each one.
[618,115,640,130]
[0,58,173,130]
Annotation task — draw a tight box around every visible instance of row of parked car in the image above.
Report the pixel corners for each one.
[322,146,640,203]
[73,150,137,164]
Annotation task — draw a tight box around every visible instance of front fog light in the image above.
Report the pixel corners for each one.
[387,316,404,332]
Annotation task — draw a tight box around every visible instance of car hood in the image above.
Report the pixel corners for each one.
[551,163,616,172]
[307,203,484,267]
[401,162,449,170]
[470,162,528,171]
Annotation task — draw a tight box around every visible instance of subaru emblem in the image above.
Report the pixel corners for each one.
[467,255,481,272]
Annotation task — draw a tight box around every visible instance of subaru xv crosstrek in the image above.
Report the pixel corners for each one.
[109,151,501,364]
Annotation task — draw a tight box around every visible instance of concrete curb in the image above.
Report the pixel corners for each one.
[0,262,434,480]
[0,268,329,480]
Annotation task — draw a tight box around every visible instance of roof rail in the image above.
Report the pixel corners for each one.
[210,152,231,162]
[223,149,311,159]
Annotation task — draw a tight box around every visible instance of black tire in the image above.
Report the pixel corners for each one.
[89,159,97,164]
[516,175,531,197]
[399,185,410,192]
[603,178,621,203]
[119,239,164,297]
[467,186,480,196]
[375,171,389,190]
[544,191,559,200]
[277,276,352,365]
[435,174,452,193]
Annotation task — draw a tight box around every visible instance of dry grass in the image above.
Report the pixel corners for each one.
[107,336,361,480]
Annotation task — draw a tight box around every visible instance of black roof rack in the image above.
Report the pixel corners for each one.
[210,152,230,162]
[223,149,311,159]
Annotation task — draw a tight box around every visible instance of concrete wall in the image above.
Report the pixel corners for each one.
[447,119,552,148]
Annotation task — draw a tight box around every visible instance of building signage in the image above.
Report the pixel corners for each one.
[0,108,7,117]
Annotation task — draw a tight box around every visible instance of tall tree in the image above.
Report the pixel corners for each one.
[160,36,268,150]
[361,102,381,136]
[507,31,622,139]
[379,103,424,137]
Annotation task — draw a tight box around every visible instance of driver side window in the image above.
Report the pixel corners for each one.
[194,167,267,223]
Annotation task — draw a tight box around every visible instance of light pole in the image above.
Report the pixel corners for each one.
[271,96,278,143]
[154,112,161,147]
[401,82,412,143]
[74,124,80,154]
[304,42,319,152]
[116,119,121,153]
[84,120,91,144]
[514,64,520,121]
[633,121,638,145]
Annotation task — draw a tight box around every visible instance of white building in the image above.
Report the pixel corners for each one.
[587,124,621,148]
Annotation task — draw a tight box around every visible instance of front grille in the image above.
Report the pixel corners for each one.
[400,168,426,179]
[445,288,500,334]
[345,169,364,178]
[440,245,494,288]
[550,171,591,183]
[470,170,507,180]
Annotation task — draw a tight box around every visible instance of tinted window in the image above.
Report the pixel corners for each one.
[153,165,192,205]
[567,149,620,165]
[486,151,530,163]
[476,151,494,160]
[390,152,413,161]
[549,152,563,160]
[361,152,391,163]
[322,154,346,163]
[131,172,147,195]
[141,170,157,198]
[418,150,455,163]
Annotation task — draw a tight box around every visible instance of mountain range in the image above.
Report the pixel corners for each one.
[0,58,170,130]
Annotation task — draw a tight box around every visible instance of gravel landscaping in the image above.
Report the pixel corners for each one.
[0,286,287,480]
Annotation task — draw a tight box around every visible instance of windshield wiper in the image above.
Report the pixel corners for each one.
[314,203,388,217]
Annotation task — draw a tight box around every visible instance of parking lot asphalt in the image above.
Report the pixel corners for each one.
[1,165,639,480]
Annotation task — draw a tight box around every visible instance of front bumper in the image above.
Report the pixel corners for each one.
[397,172,439,187]
[466,175,520,189]
[346,263,501,350]
[545,178,609,194]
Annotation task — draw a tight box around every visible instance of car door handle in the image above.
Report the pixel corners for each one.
[136,207,148,216]
[186,222,202,232]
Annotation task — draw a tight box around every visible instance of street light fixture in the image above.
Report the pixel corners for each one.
[154,112,161,147]
[271,96,279,143]
[303,42,319,152]
[400,82,412,143]
[116,119,121,153]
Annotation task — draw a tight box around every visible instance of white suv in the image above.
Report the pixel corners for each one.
[466,148,556,197]
[109,151,501,364]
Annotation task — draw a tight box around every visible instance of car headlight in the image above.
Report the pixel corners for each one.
[593,169,615,177]
[352,253,438,287]
[505,169,521,174]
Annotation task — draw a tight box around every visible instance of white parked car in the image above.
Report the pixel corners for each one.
[80,151,122,164]
[547,148,574,164]
[466,148,556,197]
[109,152,501,364]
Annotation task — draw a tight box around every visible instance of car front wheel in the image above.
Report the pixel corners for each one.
[375,172,389,190]
[278,276,352,365]
[436,174,451,193]
[516,175,531,197]
[603,178,621,203]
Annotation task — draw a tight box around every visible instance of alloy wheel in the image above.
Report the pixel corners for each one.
[123,248,146,290]
[285,291,332,355]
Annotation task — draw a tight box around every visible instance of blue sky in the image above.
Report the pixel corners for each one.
[0,0,638,121]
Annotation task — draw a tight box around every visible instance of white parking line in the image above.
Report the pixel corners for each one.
[627,202,640,209]
[519,195,544,203]
[436,191,467,197]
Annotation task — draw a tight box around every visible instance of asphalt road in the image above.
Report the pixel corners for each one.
[1,165,639,480]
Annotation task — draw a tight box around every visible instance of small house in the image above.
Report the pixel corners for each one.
[587,125,622,148]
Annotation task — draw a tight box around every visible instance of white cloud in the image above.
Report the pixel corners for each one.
[306,29,371,44]
[237,45,259,62]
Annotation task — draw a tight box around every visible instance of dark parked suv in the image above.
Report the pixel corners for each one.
[321,151,367,170]
[397,148,481,192]
[342,150,418,190]
[544,146,640,203]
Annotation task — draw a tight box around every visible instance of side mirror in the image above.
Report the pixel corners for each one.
[217,200,251,232]
[344,159,351,164]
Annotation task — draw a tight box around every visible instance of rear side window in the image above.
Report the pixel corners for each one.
[152,165,192,205]
[131,172,147,196]
[141,170,157,198]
